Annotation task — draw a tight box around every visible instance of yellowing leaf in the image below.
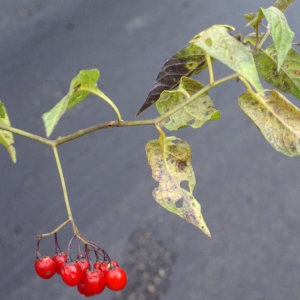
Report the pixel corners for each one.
[0,102,16,163]
[145,136,210,236]
[42,69,100,137]
[272,0,295,12]
[156,77,220,130]
[191,25,264,96]
[238,90,300,156]
[255,46,300,99]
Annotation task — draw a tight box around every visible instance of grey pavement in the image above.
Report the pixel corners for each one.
[1,1,300,299]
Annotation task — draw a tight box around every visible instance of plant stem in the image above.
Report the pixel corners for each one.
[0,124,53,146]
[38,219,71,239]
[88,88,123,123]
[155,123,166,161]
[52,145,76,234]
[204,51,214,84]
[0,72,239,146]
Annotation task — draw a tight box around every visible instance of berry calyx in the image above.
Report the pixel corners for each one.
[77,281,95,297]
[96,259,119,272]
[61,260,83,286]
[83,268,106,295]
[105,266,127,291]
[35,256,57,279]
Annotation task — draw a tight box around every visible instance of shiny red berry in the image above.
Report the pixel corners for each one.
[34,256,57,279]
[52,252,67,275]
[83,268,106,295]
[61,261,83,286]
[77,281,95,297]
[75,258,90,273]
[105,266,127,291]
[96,260,119,272]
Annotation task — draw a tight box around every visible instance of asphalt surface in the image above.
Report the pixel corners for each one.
[1,1,300,299]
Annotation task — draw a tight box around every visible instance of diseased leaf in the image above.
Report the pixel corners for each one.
[272,0,294,12]
[191,25,264,96]
[156,77,220,131]
[146,136,210,236]
[255,45,300,99]
[42,69,100,137]
[238,90,300,157]
[0,102,16,163]
[136,44,211,116]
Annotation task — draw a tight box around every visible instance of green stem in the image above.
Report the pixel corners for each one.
[52,145,77,233]
[204,51,214,84]
[0,124,53,146]
[252,26,271,55]
[239,75,266,105]
[87,88,123,123]
[0,72,239,146]
[155,123,166,160]
[38,219,71,239]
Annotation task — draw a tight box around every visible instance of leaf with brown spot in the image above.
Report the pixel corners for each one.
[136,44,211,116]
[255,45,300,100]
[145,135,210,236]
[238,90,300,157]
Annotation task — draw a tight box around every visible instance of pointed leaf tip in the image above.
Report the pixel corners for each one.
[136,44,211,116]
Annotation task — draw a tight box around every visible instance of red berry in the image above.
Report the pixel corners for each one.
[83,268,106,295]
[61,261,83,286]
[52,252,67,275]
[105,266,127,291]
[75,258,90,273]
[96,260,119,272]
[93,260,102,270]
[77,281,95,297]
[34,256,57,279]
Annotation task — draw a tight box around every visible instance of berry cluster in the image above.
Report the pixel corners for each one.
[34,233,127,297]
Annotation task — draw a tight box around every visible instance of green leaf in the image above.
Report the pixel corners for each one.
[255,45,300,100]
[0,102,16,163]
[0,102,5,118]
[272,0,295,12]
[156,77,220,131]
[261,7,294,71]
[246,7,294,71]
[136,44,212,116]
[145,136,210,236]
[244,12,258,23]
[42,69,100,137]
[238,90,300,157]
[190,25,264,96]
